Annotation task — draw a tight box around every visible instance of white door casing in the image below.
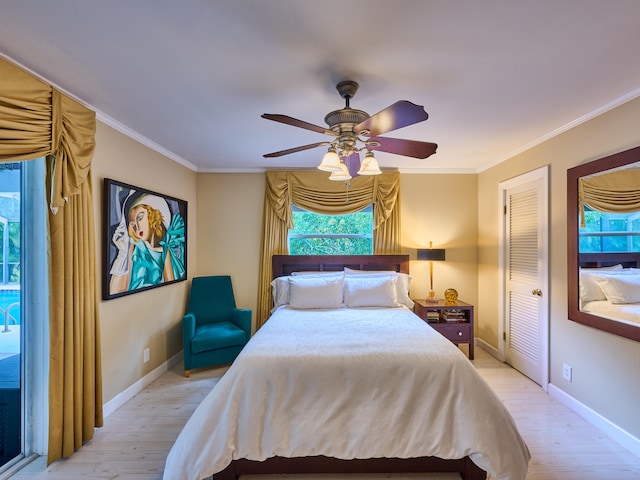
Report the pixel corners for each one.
[498,166,549,390]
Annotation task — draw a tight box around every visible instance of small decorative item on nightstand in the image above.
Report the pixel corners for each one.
[444,288,459,305]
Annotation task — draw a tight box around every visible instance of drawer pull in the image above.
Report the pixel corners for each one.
[457,331,463,337]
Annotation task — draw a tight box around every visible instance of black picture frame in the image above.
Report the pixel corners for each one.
[103,178,187,300]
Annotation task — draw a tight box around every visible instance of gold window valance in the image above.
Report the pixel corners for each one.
[579,168,640,227]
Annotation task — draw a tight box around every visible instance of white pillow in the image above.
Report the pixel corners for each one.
[343,275,398,308]
[593,274,640,304]
[288,275,344,309]
[344,268,414,308]
[344,267,394,275]
[271,272,345,310]
[271,276,290,311]
[579,270,608,303]
[291,271,344,276]
[587,264,623,271]
[579,266,637,304]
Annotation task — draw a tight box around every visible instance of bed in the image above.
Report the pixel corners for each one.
[578,252,640,327]
[163,255,530,480]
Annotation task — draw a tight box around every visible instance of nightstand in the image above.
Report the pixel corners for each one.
[414,299,474,360]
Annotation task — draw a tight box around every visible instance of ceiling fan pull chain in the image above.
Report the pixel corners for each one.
[345,180,351,204]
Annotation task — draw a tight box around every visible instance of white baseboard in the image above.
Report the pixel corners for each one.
[475,338,640,459]
[103,351,183,419]
[548,383,640,458]
[475,337,500,359]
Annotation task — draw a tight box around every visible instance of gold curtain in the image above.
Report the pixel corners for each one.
[579,169,640,227]
[0,57,102,464]
[256,170,401,329]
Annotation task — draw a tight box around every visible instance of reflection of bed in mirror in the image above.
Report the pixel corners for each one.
[567,145,640,342]
[579,252,640,326]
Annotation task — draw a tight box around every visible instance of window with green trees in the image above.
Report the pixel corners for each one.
[288,205,373,255]
[579,209,640,253]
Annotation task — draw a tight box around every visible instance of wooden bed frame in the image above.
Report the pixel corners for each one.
[272,254,410,276]
[211,254,487,480]
[579,252,640,269]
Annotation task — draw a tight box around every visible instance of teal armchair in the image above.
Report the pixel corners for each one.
[182,276,252,377]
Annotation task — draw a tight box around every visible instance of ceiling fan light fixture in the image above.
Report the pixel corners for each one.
[318,146,341,172]
[357,151,382,175]
[329,161,352,181]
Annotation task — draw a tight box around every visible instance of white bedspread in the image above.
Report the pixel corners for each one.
[163,306,530,480]
[582,300,640,326]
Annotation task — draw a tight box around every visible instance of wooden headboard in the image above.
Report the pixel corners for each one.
[579,252,640,269]
[272,254,410,279]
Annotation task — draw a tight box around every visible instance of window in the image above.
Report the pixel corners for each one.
[579,209,640,253]
[288,205,373,255]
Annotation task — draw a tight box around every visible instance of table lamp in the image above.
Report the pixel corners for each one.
[417,242,446,302]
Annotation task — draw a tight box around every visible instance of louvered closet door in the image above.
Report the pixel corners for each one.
[506,180,544,385]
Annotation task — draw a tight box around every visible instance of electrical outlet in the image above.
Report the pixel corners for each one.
[562,363,572,382]
[143,348,150,363]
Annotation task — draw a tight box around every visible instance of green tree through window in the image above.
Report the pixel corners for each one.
[579,209,640,253]
[289,205,373,255]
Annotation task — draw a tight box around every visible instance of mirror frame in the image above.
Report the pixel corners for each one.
[567,145,640,342]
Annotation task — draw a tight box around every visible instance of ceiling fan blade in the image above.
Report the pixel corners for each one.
[345,153,360,178]
[367,136,438,159]
[355,101,429,137]
[262,114,338,137]
[263,142,330,158]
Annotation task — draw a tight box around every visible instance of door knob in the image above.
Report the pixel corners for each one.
[532,289,542,297]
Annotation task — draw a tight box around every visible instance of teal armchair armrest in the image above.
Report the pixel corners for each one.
[183,313,196,339]
[182,312,196,357]
[232,308,252,341]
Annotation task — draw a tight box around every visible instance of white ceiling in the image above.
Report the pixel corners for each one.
[1,1,639,173]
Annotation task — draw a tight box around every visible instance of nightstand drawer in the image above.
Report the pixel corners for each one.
[431,323,471,342]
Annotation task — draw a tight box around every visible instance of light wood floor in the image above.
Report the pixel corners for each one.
[10,348,640,480]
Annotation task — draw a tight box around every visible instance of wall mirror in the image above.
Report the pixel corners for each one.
[567,145,640,342]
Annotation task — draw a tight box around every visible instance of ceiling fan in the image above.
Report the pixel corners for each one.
[262,80,437,180]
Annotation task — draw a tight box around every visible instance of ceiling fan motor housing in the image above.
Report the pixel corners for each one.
[324,108,369,130]
[324,109,370,155]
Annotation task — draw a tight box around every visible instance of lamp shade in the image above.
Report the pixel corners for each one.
[328,162,352,181]
[318,147,342,172]
[357,151,382,175]
[417,248,446,261]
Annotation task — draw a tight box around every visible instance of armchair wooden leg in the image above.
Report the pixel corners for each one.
[185,370,190,378]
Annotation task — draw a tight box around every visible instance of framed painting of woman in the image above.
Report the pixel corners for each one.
[102,178,187,300]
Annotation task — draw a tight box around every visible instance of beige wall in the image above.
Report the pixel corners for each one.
[400,174,478,307]
[91,122,197,402]
[195,173,264,329]
[477,96,640,439]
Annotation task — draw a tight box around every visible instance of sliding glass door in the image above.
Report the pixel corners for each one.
[0,163,21,468]
[0,159,47,476]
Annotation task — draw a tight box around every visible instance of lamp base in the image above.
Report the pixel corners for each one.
[426,291,438,303]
